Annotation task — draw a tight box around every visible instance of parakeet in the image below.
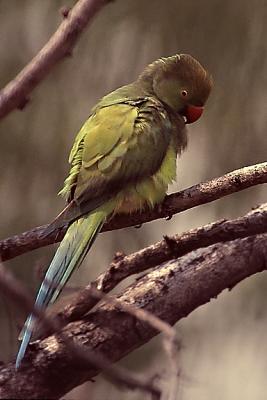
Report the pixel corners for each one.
[16,54,212,368]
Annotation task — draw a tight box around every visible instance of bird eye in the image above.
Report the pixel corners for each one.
[181,90,188,97]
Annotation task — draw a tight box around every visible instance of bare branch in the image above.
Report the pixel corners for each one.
[0,262,161,399]
[87,287,180,400]
[0,162,266,262]
[54,202,267,326]
[0,0,111,119]
[0,233,266,399]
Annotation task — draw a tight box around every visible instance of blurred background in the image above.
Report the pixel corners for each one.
[0,0,267,398]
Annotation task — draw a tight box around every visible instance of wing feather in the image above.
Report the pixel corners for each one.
[57,97,174,226]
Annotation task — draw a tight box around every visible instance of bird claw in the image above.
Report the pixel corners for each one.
[134,224,142,229]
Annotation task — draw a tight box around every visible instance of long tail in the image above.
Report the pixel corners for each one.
[16,206,111,369]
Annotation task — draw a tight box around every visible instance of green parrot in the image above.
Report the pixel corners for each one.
[16,54,212,368]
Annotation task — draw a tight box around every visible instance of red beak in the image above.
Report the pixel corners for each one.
[184,104,204,124]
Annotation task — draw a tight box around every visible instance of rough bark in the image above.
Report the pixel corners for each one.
[0,233,266,399]
[54,203,267,325]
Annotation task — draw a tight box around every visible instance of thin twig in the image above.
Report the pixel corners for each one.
[88,287,180,399]
[0,162,266,262]
[0,0,112,119]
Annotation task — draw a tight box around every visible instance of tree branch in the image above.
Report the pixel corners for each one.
[0,233,266,399]
[0,0,111,119]
[0,162,266,262]
[53,202,267,326]
[0,262,162,399]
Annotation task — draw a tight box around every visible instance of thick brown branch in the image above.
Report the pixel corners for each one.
[0,234,266,399]
[55,202,267,325]
[0,262,161,399]
[0,0,111,119]
[85,288,180,399]
[0,162,266,262]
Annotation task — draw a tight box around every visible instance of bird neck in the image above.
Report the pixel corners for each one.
[135,59,164,95]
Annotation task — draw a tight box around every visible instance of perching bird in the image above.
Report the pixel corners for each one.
[16,54,212,368]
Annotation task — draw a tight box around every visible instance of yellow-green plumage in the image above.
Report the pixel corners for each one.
[16,54,212,368]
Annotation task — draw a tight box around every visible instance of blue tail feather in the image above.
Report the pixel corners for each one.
[16,209,107,369]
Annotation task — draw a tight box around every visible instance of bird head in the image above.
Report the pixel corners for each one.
[139,54,213,123]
